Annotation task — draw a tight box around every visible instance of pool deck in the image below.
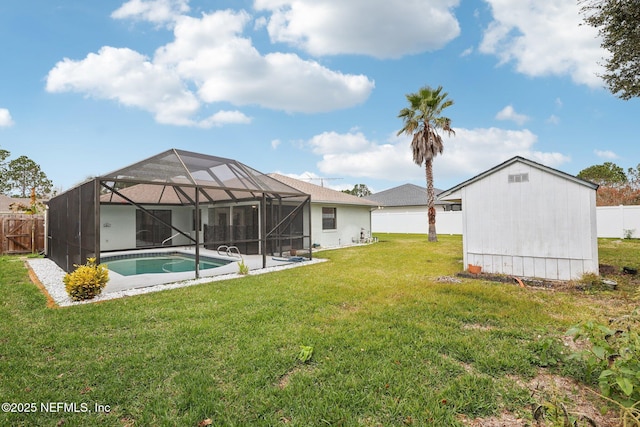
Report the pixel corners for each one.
[103,247,305,292]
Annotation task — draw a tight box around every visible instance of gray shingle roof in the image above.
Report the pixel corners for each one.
[0,194,32,213]
[364,183,448,207]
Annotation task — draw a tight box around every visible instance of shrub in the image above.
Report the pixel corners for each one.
[527,335,565,368]
[237,259,249,275]
[297,345,314,363]
[567,310,640,405]
[63,257,109,301]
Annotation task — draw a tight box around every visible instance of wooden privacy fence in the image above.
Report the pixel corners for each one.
[0,214,45,255]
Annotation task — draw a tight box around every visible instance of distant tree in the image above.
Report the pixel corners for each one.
[397,85,455,242]
[342,184,372,197]
[5,155,53,197]
[578,162,640,205]
[596,185,640,206]
[627,164,640,188]
[0,147,9,194]
[579,0,640,99]
[577,162,627,186]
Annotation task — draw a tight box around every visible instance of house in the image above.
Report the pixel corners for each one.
[437,156,599,281]
[0,194,33,213]
[364,183,462,234]
[47,149,312,273]
[269,174,378,248]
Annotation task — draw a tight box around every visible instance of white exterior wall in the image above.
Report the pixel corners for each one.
[102,203,371,251]
[100,205,204,251]
[100,205,136,250]
[460,162,598,281]
[311,204,372,248]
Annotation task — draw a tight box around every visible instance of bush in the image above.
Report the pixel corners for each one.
[237,259,249,275]
[63,257,109,301]
[567,310,640,405]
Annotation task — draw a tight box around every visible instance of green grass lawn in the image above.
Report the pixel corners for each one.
[1,234,638,426]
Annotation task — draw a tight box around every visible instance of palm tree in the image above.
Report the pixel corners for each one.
[397,85,455,242]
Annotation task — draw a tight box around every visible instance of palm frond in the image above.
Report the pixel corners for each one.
[400,84,454,163]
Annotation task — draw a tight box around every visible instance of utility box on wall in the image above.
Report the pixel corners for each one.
[438,156,599,281]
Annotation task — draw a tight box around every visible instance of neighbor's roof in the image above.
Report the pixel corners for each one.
[364,183,449,207]
[438,156,599,201]
[269,173,378,207]
[0,194,33,213]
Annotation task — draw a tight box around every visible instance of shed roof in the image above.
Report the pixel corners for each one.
[364,183,448,207]
[438,156,598,202]
[269,173,378,207]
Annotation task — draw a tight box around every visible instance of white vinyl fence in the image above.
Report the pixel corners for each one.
[596,205,640,238]
[371,209,462,235]
[372,205,640,238]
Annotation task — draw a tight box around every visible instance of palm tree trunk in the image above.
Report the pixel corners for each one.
[425,158,437,242]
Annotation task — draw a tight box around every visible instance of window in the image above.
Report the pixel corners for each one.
[508,173,529,183]
[322,207,337,230]
[192,209,202,231]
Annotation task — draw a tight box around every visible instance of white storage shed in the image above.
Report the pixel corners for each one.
[438,156,599,281]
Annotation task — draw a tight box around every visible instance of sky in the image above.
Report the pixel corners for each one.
[0,0,638,195]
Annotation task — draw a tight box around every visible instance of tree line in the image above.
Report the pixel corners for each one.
[577,162,640,206]
[0,146,52,198]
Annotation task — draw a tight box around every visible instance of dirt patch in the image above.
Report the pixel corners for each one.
[458,411,527,426]
[435,276,463,284]
[462,371,621,427]
[599,264,618,275]
[462,323,495,331]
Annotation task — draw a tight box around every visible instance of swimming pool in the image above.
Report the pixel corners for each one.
[102,252,233,276]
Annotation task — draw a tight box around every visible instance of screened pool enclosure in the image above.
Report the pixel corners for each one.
[47,149,312,276]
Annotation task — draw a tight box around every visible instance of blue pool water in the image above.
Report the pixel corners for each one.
[102,253,232,276]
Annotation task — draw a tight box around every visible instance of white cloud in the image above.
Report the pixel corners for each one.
[479,0,607,87]
[156,11,374,113]
[271,139,281,149]
[197,110,252,128]
[460,46,473,57]
[46,9,374,126]
[495,105,529,125]
[254,0,461,59]
[46,46,201,126]
[435,127,570,183]
[546,114,560,125]
[0,108,14,127]
[275,171,348,191]
[111,0,190,26]
[308,131,371,155]
[307,127,570,186]
[594,149,618,159]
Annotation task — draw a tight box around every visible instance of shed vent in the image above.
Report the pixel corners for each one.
[508,173,529,183]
